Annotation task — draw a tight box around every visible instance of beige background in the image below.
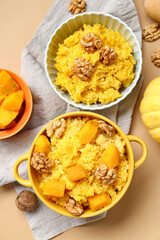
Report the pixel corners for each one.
[0,0,160,239]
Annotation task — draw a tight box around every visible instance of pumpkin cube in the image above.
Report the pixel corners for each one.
[5,120,16,129]
[2,90,24,111]
[34,135,50,154]
[15,103,25,122]
[0,95,6,105]
[42,180,65,198]
[66,164,86,182]
[88,193,112,211]
[0,108,18,129]
[79,120,99,144]
[49,196,58,201]
[0,70,20,96]
[102,143,120,169]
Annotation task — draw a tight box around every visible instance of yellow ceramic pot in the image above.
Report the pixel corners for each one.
[13,112,147,218]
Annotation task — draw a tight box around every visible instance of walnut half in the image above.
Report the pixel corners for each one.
[64,198,84,216]
[15,190,38,212]
[103,169,116,184]
[142,23,160,42]
[80,33,102,53]
[71,58,94,81]
[68,0,86,15]
[99,47,118,65]
[95,165,116,185]
[151,48,160,67]
[46,118,66,139]
[31,152,54,174]
[97,120,116,137]
[94,164,108,179]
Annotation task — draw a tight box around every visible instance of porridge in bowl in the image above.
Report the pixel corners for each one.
[31,117,129,216]
[54,24,136,105]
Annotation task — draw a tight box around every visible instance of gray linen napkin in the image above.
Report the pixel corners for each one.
[0,0,142,239]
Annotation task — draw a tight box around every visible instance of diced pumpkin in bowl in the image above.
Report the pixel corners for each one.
[88,193,112,211]
[5,120,16,129]
[0,95,6,105]
[66,164,86,182]
[34,135,50,154]
[79,120,99,144]
[42,180,65,198]
[48,196,59,201]
[102,143,120,169]
[2,90,24,111]
[15,103,25,122]
[0,70,20,96]
[0,108,18,129]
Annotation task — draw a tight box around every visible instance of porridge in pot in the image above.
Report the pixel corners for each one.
[54,24,136,105]
[31,117,129,216]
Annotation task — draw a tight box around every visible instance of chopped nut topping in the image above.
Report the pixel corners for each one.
[103,168,116,184]
[46,118,66,139]
[97,120,116,137]
[71,58,94,81]
[95,165,116,185]
[151,48,160,67]
[31,152,54,173]
[80,33,102,53]
[68,0,86,15]
[99,47,118,65]
[142,23,160,42]
[95,164,108,179]
[64,198,84,216]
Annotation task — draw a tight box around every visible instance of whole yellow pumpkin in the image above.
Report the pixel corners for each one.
[144,0,160,22]
[140,77,160,143]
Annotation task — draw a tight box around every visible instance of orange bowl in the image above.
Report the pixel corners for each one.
[0,69,33,139]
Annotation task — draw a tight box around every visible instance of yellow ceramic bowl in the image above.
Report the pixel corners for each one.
[13,112,147,218]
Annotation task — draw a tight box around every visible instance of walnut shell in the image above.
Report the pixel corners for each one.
[15,190,38,212]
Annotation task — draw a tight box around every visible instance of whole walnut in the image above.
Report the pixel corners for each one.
[15,190,38,212]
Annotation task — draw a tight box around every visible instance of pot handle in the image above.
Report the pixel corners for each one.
[127,135,147,170]
[13,153,32,187]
